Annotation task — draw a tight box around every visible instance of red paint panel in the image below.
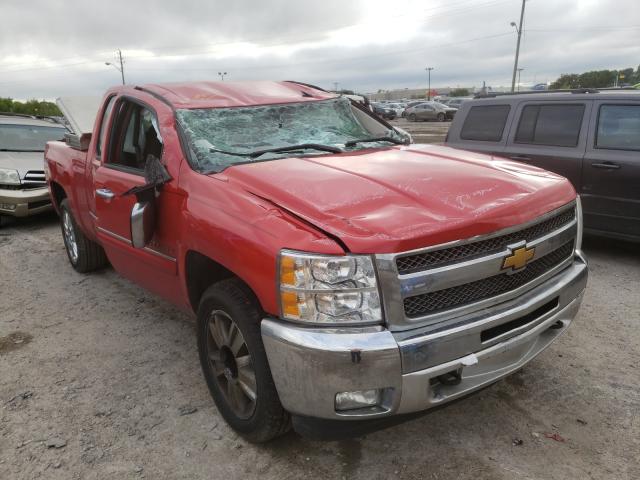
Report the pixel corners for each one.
[222,144,575,253]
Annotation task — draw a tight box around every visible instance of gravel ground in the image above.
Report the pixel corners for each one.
[390,117,451,144]
[1,209,639,480]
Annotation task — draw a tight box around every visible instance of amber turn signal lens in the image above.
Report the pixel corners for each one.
[281,290,300,318]
[280,255,296,286]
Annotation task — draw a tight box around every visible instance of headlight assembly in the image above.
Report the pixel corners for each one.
[0,169,21,185]
[278,250,383,326]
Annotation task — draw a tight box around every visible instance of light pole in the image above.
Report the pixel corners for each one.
[517,68,524,91]
[105,49,125,85]
[218,72,228,81]
[426,67,434,100]
[510,0,526,92]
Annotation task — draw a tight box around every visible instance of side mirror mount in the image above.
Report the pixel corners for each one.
[393,126,413,144]
[131,200,156,248]
[124,154,171,249]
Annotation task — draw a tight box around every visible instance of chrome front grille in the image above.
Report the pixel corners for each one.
[375,202,578,331]
[403,241,574,317]
[396,207,575,274]
[22,170,46,187]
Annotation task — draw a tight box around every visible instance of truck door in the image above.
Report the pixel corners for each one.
[502,101,591,191]
[581,101,640,239]
[92,97,182,302]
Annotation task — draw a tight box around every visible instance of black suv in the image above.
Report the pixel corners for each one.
[445,89,640,242]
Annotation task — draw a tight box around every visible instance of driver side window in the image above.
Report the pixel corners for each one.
[108,100,163,173]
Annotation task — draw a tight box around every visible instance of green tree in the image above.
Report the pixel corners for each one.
[449,88,470,97]
[0,97,61,116]
[0,97,13,112]
[550,74,580,89]
[550,66,640,89]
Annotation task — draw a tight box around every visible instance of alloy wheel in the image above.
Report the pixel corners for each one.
[206,309,257,419]
[62,210,79,264]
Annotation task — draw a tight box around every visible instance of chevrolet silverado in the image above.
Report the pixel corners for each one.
[45,81,588,442]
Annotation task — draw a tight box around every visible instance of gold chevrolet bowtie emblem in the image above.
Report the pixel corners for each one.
[502,245,536,271]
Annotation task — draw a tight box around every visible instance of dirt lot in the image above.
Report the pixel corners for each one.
[1,207,639,480]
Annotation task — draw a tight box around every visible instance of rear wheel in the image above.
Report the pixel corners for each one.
[437,112,446,122]
[59,199,107,273]
[197,279,290,443]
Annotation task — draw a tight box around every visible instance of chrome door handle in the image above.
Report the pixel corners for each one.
[95,188,115,200]
[510,155,531,161]
[591,162,620,170]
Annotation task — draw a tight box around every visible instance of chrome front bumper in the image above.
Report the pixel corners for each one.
[262,252,588,420]
[0,187,52,217]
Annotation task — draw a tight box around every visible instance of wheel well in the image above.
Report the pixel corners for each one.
[185,251,249,313]
[50,182,66,210]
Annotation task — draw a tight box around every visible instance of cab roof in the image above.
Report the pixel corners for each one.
[137,80,337,109]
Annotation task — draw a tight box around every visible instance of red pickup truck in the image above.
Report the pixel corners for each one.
[45,81,588,442]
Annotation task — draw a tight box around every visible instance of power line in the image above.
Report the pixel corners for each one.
[125,32,516,72]
[0,0,510,72]
[120,0,513,61]
[0,60,100,74]
[0,31,517,88]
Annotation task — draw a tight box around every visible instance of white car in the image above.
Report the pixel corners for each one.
[386,103,406,117]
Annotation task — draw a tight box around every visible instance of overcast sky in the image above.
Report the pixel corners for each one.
[1,0,638,100]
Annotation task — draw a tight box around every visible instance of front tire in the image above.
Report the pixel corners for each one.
[437,112,446,122]
[59,199,107,273]
[408,113,417,122]
[197,279,290,443]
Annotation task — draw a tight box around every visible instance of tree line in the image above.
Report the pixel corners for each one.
[0,98,62,116]
[550,66,640,90]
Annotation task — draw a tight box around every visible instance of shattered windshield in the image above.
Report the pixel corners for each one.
[176,97,402,172]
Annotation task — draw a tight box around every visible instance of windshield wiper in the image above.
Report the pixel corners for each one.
[248,143,342,158]
[344,136,405,147]
[209,143,342,159]
[0,148,45,152]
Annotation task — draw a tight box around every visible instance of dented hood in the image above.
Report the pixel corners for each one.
[221,144,576,253]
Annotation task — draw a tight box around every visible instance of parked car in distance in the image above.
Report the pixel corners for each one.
[445,89,640,241]
[445,97,473,109]
[401,100,427,117]
[0,113,67,226]
[46,80,587,442]
[387,103,406,117]
[372,103,397,120]
[405,101,457,122]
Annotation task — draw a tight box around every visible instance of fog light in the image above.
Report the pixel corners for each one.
[335,389,382,411]
[0,203,16,211]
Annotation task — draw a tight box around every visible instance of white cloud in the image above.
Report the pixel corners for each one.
[0,0,638,99]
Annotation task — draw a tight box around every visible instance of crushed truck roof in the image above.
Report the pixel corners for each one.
[137,80,337,109]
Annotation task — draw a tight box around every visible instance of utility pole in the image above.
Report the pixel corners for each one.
[333,82,339,92]
[510,0,526,92]
[218,72,228,81]
[117,49,125,85]
[426,67,434,100]
[105,49,125,85]
[517,68,524,91]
